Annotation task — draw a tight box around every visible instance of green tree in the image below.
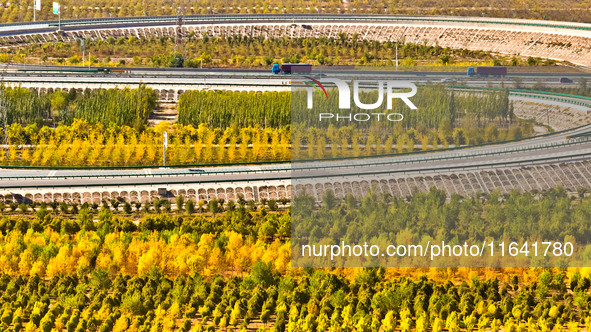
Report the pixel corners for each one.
[186,199,195,215]
[176,195,185,211]
[168,53,184,67]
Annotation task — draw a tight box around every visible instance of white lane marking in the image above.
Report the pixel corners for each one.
[47,170,56,177]
[144,169,152,175]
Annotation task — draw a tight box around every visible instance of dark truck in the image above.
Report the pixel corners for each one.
[272,63,312,74]
[467,66,507,77]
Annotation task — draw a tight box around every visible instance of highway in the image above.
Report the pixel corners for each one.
[3,63,591,79]
[1,66,589,100]
[0,65,589,190]
[0,14,589,194]
[0,13,589,68]
[1,13,591,37]
[0,73,290,89]
[1,121,591,189]
[0,65,588,191]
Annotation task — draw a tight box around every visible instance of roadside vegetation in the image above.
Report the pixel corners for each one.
[5,36,555,69]
[0,3,590,330]
[2,0,590,23]
[0,188,591,330]
[0,87,536,166]
[2,85,156,130]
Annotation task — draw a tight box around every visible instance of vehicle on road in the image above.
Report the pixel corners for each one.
[467,66,507,77]
[189,169,205,174]
[560,77,574,83]
[272,63,312,74]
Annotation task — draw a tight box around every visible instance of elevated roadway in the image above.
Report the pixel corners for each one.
[0,69,589,202]
[1,65,590,102]
[2,131,591,202]
[0,14,590,200]
[1,120,591,188]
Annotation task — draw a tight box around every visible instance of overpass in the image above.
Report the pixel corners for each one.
[0,70,590,202]
[0,71,290,102]
[1,67,590,102]
[0,15,591,202]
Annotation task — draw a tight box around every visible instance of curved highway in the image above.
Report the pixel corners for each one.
[1,120,591,189]
[0,15,590,195]
[1,14,590,66]
[0,67,589,190]
[1,65,590,99]
[2,14,591,36]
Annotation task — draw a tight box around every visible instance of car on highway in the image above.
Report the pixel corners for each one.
[189,168,205,174]
[560,77,573,83]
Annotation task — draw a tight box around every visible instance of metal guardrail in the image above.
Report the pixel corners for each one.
[0,88,588,172]
[289,121,591,166]
[452,85,591,108]
[0,166,291,181]
[1,14,591,32]
[291,150,591,182]
[1,80,587,108]
[295,136,591,170]
[0,92,589,172]
[568,132,591,139]
[1,136,590,182]
[0,78,289,87]
[2,149,591,190]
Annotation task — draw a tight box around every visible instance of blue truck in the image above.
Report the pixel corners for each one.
[272,64,281,74]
